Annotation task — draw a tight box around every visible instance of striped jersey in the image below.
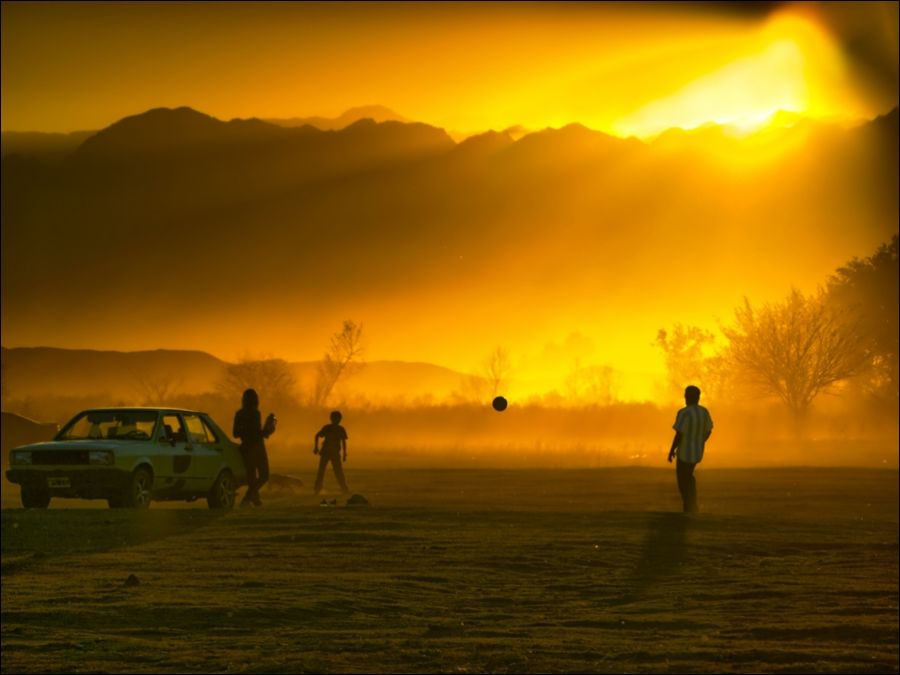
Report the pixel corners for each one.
[673,404,713,463]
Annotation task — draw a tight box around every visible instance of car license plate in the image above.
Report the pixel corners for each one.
[48,477,70,488]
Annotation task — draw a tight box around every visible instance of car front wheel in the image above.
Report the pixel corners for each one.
[123,467,153,509]
[21,484,51,509]
[207,470,236,509]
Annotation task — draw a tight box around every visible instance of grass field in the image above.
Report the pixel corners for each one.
[2,467,898,673]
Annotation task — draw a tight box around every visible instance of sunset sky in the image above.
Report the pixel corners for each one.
[2,2,897,136]
[2,2,898,402]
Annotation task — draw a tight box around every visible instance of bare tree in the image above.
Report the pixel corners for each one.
[133,373,183,406]
[218,355,298,410]
[723,289,868,416]
[655,324,724,399]
[457,372,488,403]
[482,346,511,398]
[312,320,365,407]
[565,360,620,406]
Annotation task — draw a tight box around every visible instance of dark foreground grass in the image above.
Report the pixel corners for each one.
[2,468,898,673]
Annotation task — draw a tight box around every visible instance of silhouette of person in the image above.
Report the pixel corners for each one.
[233,388,276,507]
[314,410,349,495]
[667,385,713,513]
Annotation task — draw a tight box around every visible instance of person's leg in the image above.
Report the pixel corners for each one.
[256,448,269,494]
[248,448,269,506]
[314,453,329,494]
[331,455,349,494]
[241,449,258,506]
[676,460,698,513]
[687,463,699,513]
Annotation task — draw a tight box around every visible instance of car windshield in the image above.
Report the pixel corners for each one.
[57,411,159,441]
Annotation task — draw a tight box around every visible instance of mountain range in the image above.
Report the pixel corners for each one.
[1,105,897,367]
[263,104,408,130]
[0,105,410,160]
[0,346,468,404]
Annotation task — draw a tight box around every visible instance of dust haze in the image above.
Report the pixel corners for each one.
[2,113,898,469]
[1,1,898,467]
[2,5,898,675]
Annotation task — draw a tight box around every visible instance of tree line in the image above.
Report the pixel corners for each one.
[657,236,898,417]
[208,320,365,411]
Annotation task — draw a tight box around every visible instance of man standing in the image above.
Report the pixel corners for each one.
[667,385,713,513]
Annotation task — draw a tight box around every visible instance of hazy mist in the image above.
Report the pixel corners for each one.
[2,2,897,470]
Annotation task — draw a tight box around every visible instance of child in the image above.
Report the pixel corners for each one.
[314,410,349,495]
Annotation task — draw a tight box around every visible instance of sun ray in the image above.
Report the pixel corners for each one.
[613,11,856,138]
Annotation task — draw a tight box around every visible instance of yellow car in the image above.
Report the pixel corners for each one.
[6,407,247,509]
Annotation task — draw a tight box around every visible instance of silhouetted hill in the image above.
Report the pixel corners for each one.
[72,107,289,160]
[0,412,59,455]
[266,105,407,130]
[1,130,95,161]
[502,124,531,141]
[1,347,470,405]
[62,106,454,188]
[2,107,896,363]
[1,347,228,399]
[455,130,515,154]
[869,106,898,129]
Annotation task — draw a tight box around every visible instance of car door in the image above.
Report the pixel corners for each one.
[156,413,193,496]
[202,413,246,485]
[182,413,221,492]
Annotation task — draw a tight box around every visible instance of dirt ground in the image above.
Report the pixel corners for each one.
[2,467,898,673]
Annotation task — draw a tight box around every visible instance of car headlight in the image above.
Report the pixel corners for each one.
[10,450,32,465]
[88,450,115,466]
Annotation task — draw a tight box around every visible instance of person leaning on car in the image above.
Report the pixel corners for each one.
[233,388,276,507]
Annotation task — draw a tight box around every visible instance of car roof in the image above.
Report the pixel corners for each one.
[80,407,209,415]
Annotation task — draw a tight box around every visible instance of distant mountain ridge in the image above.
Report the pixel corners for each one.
[1,347,469,404]
[5,105,894,162]
[2,106,896,368]
[265,104,408,129]
[62,106,456,179]
[0,105,411,161]
[1,129,95,161]
[73,107,286,158]
[1,346,228,399]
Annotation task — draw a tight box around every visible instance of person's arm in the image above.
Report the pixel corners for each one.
[263,413,276,439]
[668,431,681,463]
[668,409,684,463]
[233,411,243,440]
[314,428,322,454]
[342,437,348,462]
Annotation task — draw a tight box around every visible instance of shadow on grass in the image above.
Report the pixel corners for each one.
[617,512,690,603]
[1,508,227,575]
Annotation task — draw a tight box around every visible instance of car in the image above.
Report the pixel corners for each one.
[6,407,247,510]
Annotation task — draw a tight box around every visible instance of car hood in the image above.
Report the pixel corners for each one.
[11,439,147,452]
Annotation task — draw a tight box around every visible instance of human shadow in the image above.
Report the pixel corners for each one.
[615,512,690,605]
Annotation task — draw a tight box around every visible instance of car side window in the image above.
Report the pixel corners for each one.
[200,417,219,443]
[183,414,214,444]
[161,414,187,443]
